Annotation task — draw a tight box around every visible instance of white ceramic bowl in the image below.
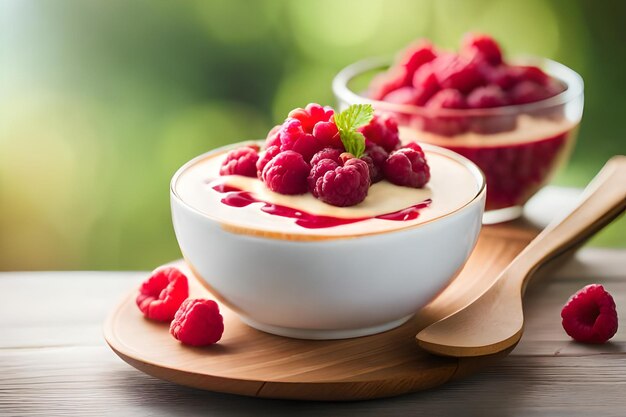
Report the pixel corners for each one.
[171,142,486,340]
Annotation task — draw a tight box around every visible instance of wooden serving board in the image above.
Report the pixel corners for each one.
[104,221,540,401]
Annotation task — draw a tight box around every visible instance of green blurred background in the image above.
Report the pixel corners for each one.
[1,0,624,271]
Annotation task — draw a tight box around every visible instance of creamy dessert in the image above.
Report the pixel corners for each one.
[334,33,584,221]
[400,115,578,210]
[174,143,480,237]
[170,103,486,339]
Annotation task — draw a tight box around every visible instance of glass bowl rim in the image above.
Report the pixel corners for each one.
[332,55,584,117]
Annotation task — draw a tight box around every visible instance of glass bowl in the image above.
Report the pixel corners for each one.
[333,56,584,223]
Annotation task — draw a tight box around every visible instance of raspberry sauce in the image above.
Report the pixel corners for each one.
[445,130,571,210]
[214,185,431,229]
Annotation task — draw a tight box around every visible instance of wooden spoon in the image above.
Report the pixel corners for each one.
[416,156,626,357]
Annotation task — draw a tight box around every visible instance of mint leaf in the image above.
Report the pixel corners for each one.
[335,104,374,132]
[335,104,374,158]
[340,130,366,159]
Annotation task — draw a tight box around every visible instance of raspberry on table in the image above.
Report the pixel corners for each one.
[461,33,503,66]
[384,148,430,188]
[308,154,371,207]
[256,145,281,178]
[561,284,618,344]
[358,114,400,153]
[262,150,310,195]
[219,146,259,178]
[362,142,389,183]
[170,299,224,346]
[136,267,189,322]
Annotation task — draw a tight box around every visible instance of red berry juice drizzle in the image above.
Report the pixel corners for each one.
[213,184,432,229]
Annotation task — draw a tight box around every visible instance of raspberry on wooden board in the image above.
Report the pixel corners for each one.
[136,267,189,322]
[170,299,224,346]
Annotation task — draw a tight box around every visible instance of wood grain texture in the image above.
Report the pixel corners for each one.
[1,248,624,415]
[102,222,540,401]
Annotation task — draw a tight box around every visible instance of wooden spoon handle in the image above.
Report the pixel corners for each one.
[514,156,626,292]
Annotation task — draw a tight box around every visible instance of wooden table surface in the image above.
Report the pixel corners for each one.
[1,248,625,416]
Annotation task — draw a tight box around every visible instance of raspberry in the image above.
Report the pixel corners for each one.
[312,120,342,149]
[514,65,550,86]
[403,141,425,157]
[279,118,321,162]
[397,40,437,77]
[510,81,555,105]
[412,66,440,105]
[484,65,519,90]
[262,150,310,195]
[265,125,282,148]
[308,155,370,207]
[432,54,485,94]
[369,66,412,100]
[422,88,469,136]
[279,104,339,161]
[170,299,224,346]
[362,142,388,183]
[461,33,503,66]
[561,284,618,344]
[467,85,509,108]
[136,267,189,322]
[219,146,259,177]
[384,148,430,188]
[308,158,339,198]
[246,143,261,153]
[256,145,281,178]
[467,85,516,133]
[310,147,343,166]
[288,103,335,132]
[426,88,467,109]
[383,86,419,105]
[358,114,400,153]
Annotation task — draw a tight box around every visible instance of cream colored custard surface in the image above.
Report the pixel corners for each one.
[400,115,577,147]
[174,145,481,237]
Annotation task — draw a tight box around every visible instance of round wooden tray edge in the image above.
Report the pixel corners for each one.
[103,288,465,401]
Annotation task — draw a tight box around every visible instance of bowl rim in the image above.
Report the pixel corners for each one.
[170,141,486,242]
[332,55,584,118]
